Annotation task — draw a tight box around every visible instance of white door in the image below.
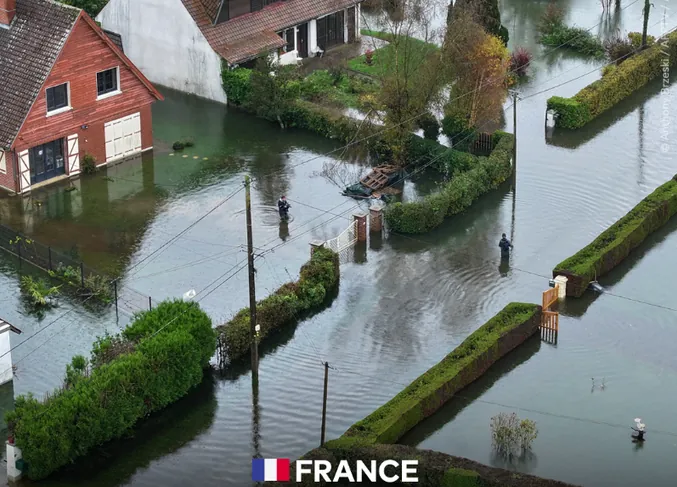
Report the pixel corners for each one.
[67,134,80,175]
[18,150,31,193]
[104,113,142,162]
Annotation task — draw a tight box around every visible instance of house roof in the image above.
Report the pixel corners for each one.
[103,29,124,52]
[181,0,361,64]
[0,0,80,150]
[0,0,162,150]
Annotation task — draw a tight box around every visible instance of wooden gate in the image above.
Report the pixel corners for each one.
[472,133,493,155]
[540,286,559,343]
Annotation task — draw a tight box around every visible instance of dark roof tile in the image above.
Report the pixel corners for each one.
[103,29,124,52]
[0,0,80,149]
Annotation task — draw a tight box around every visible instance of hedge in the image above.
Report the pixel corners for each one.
[553,174,677,297]
[216,247,339,364]
[547,31,677,129]
[326,302,540,447]
[384,133,514,234]
[5,300,215,480]
[269,436,578,486]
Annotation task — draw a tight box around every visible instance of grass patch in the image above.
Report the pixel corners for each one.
[327,302,540,446]
[347,29,439,77]
[554,175,677,295]
[300,69,378,109]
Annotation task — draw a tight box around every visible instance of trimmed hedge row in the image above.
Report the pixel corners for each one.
[384,133,514,234]
[5,300,215,480]
[547,31,677,129]
[554,175,677,297]
[327,302,540,447]
[269,444,580,486]
[215,247,339,364]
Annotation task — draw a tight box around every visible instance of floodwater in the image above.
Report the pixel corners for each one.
[0,0,676,485]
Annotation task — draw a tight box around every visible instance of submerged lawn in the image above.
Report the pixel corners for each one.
[348,29,439,77]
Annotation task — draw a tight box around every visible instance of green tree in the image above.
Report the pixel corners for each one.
[450,0,509,45]
[248,56,302,128]
[61,0,109,18]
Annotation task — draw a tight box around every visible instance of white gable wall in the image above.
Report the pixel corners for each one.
[97,0,227,103]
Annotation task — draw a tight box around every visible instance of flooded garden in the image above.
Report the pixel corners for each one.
[0,0,676,485]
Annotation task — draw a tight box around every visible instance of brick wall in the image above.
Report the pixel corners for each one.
[14,15,157,164]
[0,151,17,192]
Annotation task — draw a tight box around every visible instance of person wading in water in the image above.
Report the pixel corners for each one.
[499,233,512,257]
[278,195,291,220]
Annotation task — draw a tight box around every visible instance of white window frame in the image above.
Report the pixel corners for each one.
[0,151,6,174]
[45,82,72,117]
[96,66,122,101]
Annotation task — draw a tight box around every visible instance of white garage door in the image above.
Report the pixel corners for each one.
[104,113,142,162]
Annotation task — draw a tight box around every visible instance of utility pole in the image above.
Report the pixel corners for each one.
[320,361,329,446]
[245,175,259,382]
[641,0,651,48]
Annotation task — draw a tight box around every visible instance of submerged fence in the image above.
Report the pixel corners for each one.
[0,223,153,317]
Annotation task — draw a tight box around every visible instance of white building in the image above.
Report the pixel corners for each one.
[0,319,21,387]
[97,0,363,104]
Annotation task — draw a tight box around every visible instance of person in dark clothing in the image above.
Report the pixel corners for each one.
[499,233,512,256]
[278,196,290,219]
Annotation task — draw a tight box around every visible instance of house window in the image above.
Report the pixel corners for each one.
[46,83,69,113]
[279,28,295,53]
[0,151,6,174]
[97,67,119,97]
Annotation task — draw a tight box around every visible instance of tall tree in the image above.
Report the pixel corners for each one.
[361,0,448,165]
[450,0,509,44]
[444,10,510,127]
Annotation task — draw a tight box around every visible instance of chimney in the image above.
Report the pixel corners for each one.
[0,0,16,26]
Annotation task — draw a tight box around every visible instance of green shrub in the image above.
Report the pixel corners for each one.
[221,67,253,106]
[385,134,513,234]
[441,113,477,151]
[547,31,677,129]
[6,300,214,480]
[554,175,677,297]
[628,31,656,48]
[328,303,539,446]
[417,113,440,141]
[81,153,97,174]
[540,25,604,57]
[442,468,482,487]
[216,248,339,363]
[19,275,59,307]
[82,274,113,303]
[601,64,617,77]
[172,141,185,151]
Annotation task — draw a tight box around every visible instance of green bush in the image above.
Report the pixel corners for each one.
[327,303,539,447]
[216,248,339,364]
[6,300,215,480]
[81,153,98,174]
[385,134,513,234]
[19,275,59,308]
[540,25,604,57]
[628,31,656,48]
[441,113,477,151]
[221,67,253,106]
[417,113,440,141]
[554,175,677,297]
[547,31,677,129]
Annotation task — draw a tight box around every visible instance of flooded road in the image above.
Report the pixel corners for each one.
[1,0,677,485]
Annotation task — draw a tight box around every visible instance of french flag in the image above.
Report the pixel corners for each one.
[252,458,291,482]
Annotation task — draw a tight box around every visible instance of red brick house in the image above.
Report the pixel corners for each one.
[0,0,163,195]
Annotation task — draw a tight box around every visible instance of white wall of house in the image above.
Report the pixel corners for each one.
[0,325,14,386]
[97,0,227,104]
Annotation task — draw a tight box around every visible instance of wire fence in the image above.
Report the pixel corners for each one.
[0,223,153,317]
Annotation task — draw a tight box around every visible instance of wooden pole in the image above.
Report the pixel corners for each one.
[245,176,259,382]
[321,361,329,446]
[642,0,651,48]
[114,280,118,320]
[80,262,85,288]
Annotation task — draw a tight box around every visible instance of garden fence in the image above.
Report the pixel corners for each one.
[0,223,153,318]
